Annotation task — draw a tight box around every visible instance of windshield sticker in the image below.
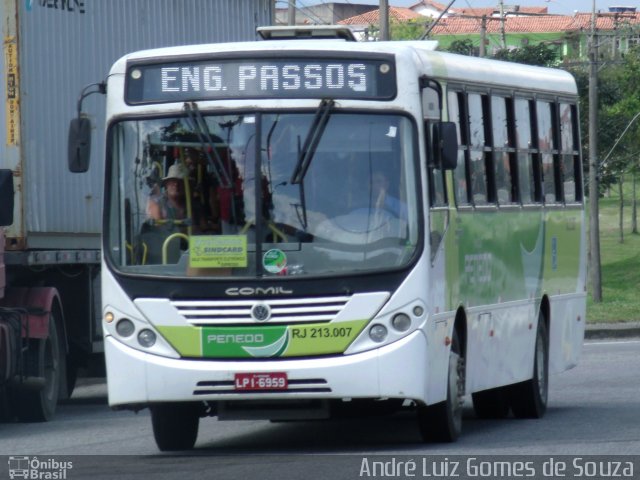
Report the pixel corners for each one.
[263,249,287,274]
[189,235,247,268]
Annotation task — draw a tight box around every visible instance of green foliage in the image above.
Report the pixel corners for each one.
[446,39,476,56]
[390,19,428,40]
[588,188,640,323]
[600,48,640,185]
[492,43,559,67]
[367,19,429,41]
[566,46,640,195]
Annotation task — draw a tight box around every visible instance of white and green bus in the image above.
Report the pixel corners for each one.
[84,27,586,450]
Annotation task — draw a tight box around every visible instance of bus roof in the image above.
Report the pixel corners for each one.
[114,39,577,97]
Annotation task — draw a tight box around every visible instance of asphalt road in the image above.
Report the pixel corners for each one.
[1,338,638,479]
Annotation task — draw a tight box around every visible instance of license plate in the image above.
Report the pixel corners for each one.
[234,372,288,391]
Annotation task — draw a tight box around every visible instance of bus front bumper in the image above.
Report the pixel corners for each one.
[104,330,431,407]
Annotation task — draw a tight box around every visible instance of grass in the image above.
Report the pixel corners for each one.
[587,183,640,323]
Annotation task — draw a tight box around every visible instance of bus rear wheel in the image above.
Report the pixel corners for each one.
[508,315,549,418]
[417,330,464,442]
[150,403,200,451]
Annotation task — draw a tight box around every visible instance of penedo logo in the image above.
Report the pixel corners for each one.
[8,456,73,479]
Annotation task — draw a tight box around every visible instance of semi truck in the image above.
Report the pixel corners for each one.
[0,0,272,421]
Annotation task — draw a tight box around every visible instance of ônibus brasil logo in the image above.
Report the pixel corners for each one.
[8,456,73,479]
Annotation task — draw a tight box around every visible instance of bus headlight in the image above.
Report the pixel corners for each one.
[369,324,388,343]
[115,318,135,337]
[391,313,411,332]
[137,329,157,348]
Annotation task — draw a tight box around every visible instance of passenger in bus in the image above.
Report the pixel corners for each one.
[183,147,221,233]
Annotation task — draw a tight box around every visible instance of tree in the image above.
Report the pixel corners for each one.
[366,19,430,41]
[446,39,476,56]
[390,19,429,40]
[492,43,559,67]
[595,47,640,241]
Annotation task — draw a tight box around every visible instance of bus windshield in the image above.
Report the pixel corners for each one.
[106,111,420,278]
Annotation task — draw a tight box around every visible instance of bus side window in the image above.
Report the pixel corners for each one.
[427,131,447,207]
[514,98,537,204]
[560,102,582,203]
[537,100,561,204]
[468,93,489,205]
[492,96,517,205]
[448,91,470,206]
[423,86,447,208]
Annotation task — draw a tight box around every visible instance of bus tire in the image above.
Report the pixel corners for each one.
[14,309,62,422]
[417,330,464,442]
[472,387,510,419]
[508,314,549,419]
[151,403,200,451]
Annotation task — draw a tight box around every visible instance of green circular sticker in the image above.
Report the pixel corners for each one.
[263,249,287,274]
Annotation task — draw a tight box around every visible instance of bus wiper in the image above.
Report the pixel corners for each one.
[290,98,334,185]
[184,102,232,188]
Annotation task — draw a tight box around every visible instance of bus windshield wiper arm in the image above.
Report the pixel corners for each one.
[184,102,232,188]
[290,98,334,185]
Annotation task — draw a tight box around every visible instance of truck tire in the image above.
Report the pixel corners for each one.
[14,309,62,422]
[151,403,200,451]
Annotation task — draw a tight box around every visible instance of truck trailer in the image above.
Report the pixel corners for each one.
[0,0,272,421]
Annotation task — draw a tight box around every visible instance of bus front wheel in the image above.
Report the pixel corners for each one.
[150,403,200,451]
[417,330,464,442]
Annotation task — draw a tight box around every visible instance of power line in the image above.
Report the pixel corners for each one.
[274,0,326,25]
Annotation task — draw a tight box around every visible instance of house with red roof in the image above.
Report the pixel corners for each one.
[408,1,548,18]
[429,11,640,60]
[337,3,640,61]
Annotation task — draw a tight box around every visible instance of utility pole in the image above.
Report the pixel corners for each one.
[380,0,389,41]
[288,0,296,25]
[588,0,603,302]
[480,15,487,57]
[499,0,507,49]
[420,0,456,40]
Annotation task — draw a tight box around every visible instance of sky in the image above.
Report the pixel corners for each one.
[294,0,640,16]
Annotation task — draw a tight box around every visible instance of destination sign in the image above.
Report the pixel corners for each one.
[125,56,396,104]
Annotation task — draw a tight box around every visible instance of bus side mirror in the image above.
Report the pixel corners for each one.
[68,117,92,173]
[432,121,458,170]
[0,169,14,227]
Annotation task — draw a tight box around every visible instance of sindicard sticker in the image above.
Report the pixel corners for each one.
[189,235,247,268]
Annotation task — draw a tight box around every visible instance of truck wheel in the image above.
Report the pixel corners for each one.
[508,314,549,418]
[151,403,200,451]
[472,386,510,419]
[417,330,464,442]
[15,310,62,422]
